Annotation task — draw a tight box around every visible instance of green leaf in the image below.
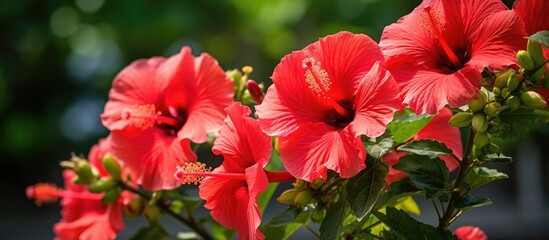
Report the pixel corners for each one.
[169,200,184,214]
[388,109,434,144]
[396,139,453,157]
[496,108,536,138]
[258,183,279,213]
[320,192,349,240]
[363,132,394,159]
[393,155,449,199]
[527,30,549,48]
[267,206,306,227]
[130,224,170,240]
[209,218,235,240]
[260,207,311,240]
[345,156,388,221]
[455,196,492,211]
[480,153,513,163]
[464,167,509,190]
[373,208,456,240]
[260,224,303,240]
[377,178,423,209]
[180,189,204,212]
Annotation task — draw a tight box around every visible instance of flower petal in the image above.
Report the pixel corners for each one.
[513,0,549,35]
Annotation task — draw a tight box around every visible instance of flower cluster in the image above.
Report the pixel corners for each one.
[27,0,548,239]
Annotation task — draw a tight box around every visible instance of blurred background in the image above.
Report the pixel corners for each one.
[1,0,547,239]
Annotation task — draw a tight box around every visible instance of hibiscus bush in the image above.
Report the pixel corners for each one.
[27,0,549,239]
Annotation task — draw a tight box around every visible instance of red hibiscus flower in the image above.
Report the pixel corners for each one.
[101,46,234,190]
[175,103,294,240]
[454,226,487,240]
[383,108,462,185]
[380,0,527,114]
[256,31,402,181]
[27,138,134,240]
[514,0,549,107]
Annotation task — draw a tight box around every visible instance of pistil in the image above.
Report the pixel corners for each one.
[424,6,463,70]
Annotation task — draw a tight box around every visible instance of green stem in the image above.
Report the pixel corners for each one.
[119,182,213,240]
[438,128,475,230]
[431,199,441,220]
[303,224,321,239]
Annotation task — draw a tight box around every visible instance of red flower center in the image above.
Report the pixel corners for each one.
[302,58,355,128]
[174,162,294,185]
[122,104,186,135]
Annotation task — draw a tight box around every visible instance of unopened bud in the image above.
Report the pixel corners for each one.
[506,96,521,111]
[501,88,510,99]
[527,39,545,66]
[246,80,265,104]
[293,179,307,189]
[311,207,327,223]
[144,204,161,224]
[520,91,547,108]
[532,65,547,83]
[468,93,486,112]
[277,188,300,205]
[517,50,535,71]
[494,69,514,88]
[309,178,325,190]
[101,187,121,204]
[493,87,501,96]
[507,74,520,92]
[449,112,473,128]
[474,133,490,147]
[74,160,95,185]
[484,102,502,117]
[471,113,488,133]
[101,154,122,180]
[124,198,146,219]
[88,179,117,193]
[294,190,317,206]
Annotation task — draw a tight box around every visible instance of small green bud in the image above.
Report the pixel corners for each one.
[501,88,510,99]
[293,179,307,189]
[468,93,486,112]
[484,102,502,117]
[487,143,501,155]
[517,50,536,71]
[494,69,514,88]
[527,39,545,66]
[123,198,146,219]
[88,179,117,193]
[309,178,325,190]
[144,204,161,224]
[520,91,547,108]
[294,190,317,206]
[101,154,122,180]
[473,133,490,147]
[311,208,327,223]
[240,89,253,105]
[532,65,547,83]
[101,187,121,204]
[277,189,300,205]
[471,145,480,159]
[493,87,501,96]
[73,160,95,185]
[507,74,520,92]
[506,96,521,111]
[448,112,473,128]
[471,113,489,133]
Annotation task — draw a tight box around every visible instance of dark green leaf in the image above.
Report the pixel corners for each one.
[496,108,536,138]
[388,109,434,144]
[393,155,449,199]
[480,153,513,163]
[397,139,453,157]
[258,183,279,213]
[320,192,349,240]
[455,196,492,211]
[528,30,549,48]
[377,178,423,209]
[346,156,388,221]
[180,189,204,212]
[373,208,456,240]
[267,206,306,227]
[209,218,235,240]
[260,224,302,240]
[130,224,170,240]
[464,167,509,190]
[260,207,311,240]
[363,132,394,159]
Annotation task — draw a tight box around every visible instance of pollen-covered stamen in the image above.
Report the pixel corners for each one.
[26,183,102,206]
[122,104,181,130]
[423,6,463,70]
[174,162,247,185]
[303,58,353,120]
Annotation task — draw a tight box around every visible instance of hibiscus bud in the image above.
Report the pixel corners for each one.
[501,88,510,99]
[532,65,547,83]
[473,132,490,147]
[246,80,265,104]
[484,102,502,117]
[506,96,521,111]
[101,154,122,180]
[277,189,300,205]
[294,189,317,206]
[449,112,473,128]
[145,204,162,224]
[101,187,121,204]
[124,198,146,219]
[73,160,95,185]
[493,87,501,96]
[533,109,549,122]
[527,39,544,66]
[517,50,535,71]
[506,74,520,92]
[88,179,118,193]
[468,93,485,112]
[520,91,547,108]
[494,69,514,88]
[471,113,488,133]
[311,207,326,223]
[309,178,325,190]
[293,179,307,189]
